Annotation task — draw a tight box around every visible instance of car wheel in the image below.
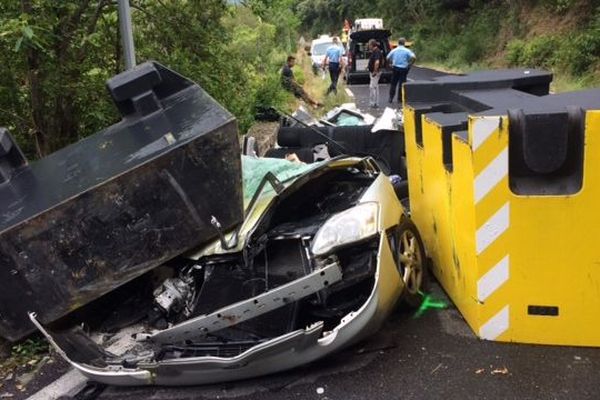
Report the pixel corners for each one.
[394,218,427,308]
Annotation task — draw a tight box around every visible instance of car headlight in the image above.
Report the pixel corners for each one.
[311,202,379,256]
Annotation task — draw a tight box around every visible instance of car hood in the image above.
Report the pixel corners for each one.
[188,156,367,258]
[311,55,326,64]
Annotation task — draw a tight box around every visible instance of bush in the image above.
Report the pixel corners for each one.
[457,31,488,65]
[253,71,290,113]
[505,36,560,69]
[505,6,600,77]
[540,0,577,14]
[506,39,526,66]
[567,33,600,75]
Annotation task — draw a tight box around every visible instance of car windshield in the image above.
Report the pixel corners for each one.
[312,42,334,55]
[242,155,323,204]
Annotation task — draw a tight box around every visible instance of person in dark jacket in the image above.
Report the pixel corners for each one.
[282,56,322,107]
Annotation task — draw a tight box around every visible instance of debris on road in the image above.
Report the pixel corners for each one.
[324,103,375,126]
[260,105,406,177]
[430,363,443,374]
[491,367,509,375]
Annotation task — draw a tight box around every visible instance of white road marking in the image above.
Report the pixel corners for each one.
[477,255,509,302]
[474,147,508,204]
[472,117,500,151]
[345,88,354,97]
[27,326,142,399]
[27,370,87,400]
[479,305,510,340]
[476,202,510,255]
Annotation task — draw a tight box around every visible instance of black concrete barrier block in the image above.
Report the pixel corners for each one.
[0,61,243,341]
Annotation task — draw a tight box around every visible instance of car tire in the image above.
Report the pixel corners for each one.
[393,218,428,308]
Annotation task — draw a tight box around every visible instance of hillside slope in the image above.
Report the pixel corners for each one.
[297,0,600,90]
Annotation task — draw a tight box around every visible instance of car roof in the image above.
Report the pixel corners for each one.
[311,36,334,46]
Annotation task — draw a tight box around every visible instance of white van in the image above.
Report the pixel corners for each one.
[353,18,384,31]
[309,35,346,74]
[309,35,334,73]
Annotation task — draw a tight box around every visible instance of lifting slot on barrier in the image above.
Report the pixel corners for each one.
[528,305,559,316]
[508,107,584,196]
[413,104,468,148]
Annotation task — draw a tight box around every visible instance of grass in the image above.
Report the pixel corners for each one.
[292,49,351,115]
[420,61,600,93]
[550,71,600,93]
[0,337,50,378]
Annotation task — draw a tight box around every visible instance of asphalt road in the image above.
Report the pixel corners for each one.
[31,66,600,400]
[347,66,449,117]
[90,284,600,400]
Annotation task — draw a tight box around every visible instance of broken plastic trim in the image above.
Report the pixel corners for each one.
[246,171,284,213]
[210,172,285,250]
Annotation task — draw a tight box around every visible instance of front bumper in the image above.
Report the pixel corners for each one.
[31,234,403,386]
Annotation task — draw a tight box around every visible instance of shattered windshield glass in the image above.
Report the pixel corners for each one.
[241,155,322,203]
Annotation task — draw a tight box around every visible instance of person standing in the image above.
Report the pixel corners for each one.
[367,39,383,108]
[322,37,344,95]
[386,38,416,104]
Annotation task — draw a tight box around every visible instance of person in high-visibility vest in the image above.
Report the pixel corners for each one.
[341,31,348,46]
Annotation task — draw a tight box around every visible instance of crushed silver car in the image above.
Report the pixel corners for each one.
[31,156,427,386]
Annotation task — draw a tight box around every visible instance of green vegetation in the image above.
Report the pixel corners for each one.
[295,0,600,91]
[294,50,350,112]
[2,1,599,159]
[0,0,299,158]
[8,338,48,365]
[0,337,49,377]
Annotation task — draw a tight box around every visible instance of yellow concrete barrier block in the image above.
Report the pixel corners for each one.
[403,71,600,346]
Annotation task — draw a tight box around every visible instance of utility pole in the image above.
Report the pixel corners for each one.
[117,0,136,70]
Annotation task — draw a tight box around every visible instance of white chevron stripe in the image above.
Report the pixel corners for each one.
[474,147,508,204]
[476,202,510,255]
[472,117,500,151]
[479,305,509,340]
[477,255,509,302]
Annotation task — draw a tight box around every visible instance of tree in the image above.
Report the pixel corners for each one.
[0,0,295,158]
